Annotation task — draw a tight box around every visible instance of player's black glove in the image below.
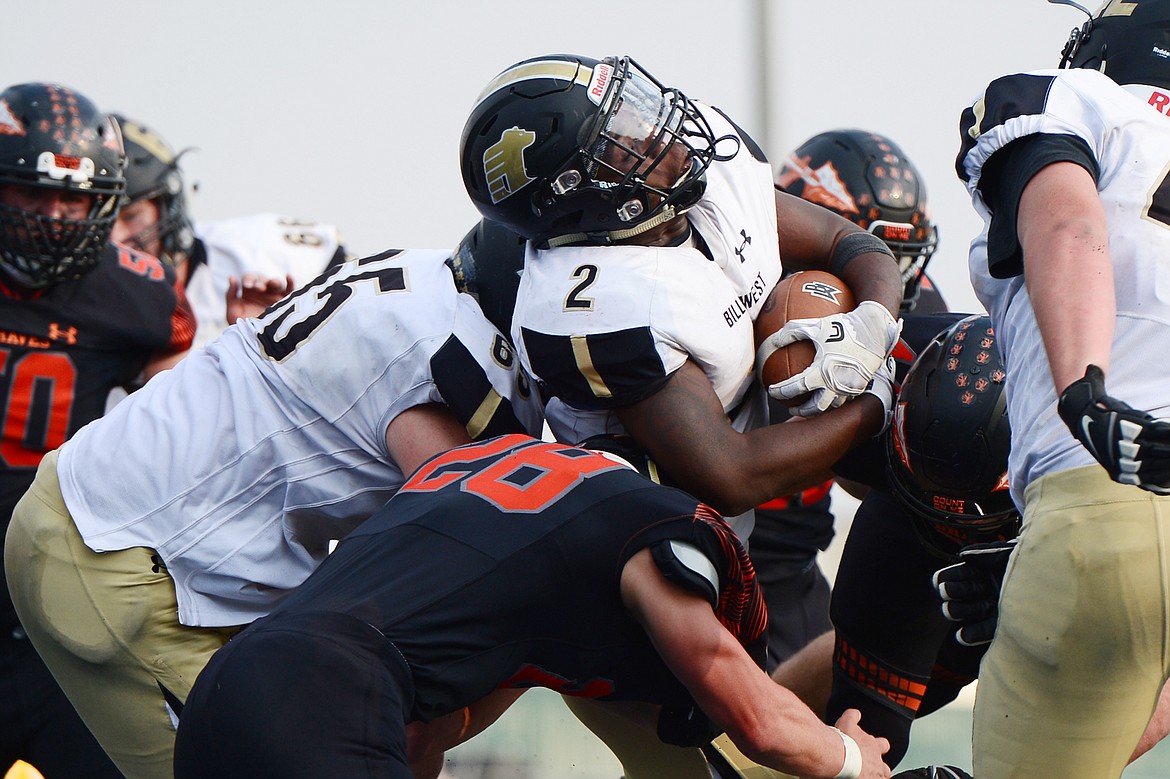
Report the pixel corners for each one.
[933,539,1017,647]
[892,767,973,779]
[1057,364,1170,494]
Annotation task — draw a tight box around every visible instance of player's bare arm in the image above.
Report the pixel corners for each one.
[385,403,475,478]
[1017,161,1115,391]
[774,190,903,316]
[620,547,891,778]
[617,360,885,516]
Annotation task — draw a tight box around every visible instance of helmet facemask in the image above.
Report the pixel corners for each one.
[546,58,719,247]
[119,167,194,267]
[0,190,118,288]
[867,219,939,309]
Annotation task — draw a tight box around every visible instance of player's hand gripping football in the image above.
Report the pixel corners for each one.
[1057,364,1170,494]
[767,301,902,417]
[933,539,1017,647]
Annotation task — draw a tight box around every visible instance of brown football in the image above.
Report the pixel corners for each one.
[754,270,856,406]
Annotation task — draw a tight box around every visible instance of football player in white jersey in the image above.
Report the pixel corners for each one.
[110,114,347,350]
[954,2,1170,776]
[460,54,904,533]
[4,237,544,779]
[459,54,904,779]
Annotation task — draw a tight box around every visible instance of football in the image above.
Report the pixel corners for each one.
[754,270,856,406]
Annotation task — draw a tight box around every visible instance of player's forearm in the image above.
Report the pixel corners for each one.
[618,363,881,516]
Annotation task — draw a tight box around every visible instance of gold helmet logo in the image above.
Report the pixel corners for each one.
[484,126,536,204]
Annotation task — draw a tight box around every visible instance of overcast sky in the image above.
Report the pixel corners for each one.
[4,1,1089,314]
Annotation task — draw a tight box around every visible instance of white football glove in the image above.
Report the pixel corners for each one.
[765,301,902,418]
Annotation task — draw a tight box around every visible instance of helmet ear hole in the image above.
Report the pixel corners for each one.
[886,315,1019,554]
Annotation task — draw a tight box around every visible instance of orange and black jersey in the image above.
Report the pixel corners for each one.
[266,434,767,729]
[0,243,193,521]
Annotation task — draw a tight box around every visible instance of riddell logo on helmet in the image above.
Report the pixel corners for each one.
[587,63,613,106]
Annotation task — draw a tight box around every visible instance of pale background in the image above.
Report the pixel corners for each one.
[10,2,1161,776]
[1,1,1093,317]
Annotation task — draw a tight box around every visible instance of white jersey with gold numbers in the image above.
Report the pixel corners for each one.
[58,249,543,627]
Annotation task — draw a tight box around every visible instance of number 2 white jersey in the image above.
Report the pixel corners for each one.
[57,249,543,627]
[188,213,346,350]
[512,103,781,446]
[958,68,1170,502]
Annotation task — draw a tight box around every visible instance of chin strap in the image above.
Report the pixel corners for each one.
[546,204,679,248]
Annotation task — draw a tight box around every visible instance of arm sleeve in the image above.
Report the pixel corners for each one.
[978,133,1099,279]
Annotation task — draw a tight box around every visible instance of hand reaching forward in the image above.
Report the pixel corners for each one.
[226,273,296,324]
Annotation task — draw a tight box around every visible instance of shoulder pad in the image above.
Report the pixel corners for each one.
[651,539,719,608]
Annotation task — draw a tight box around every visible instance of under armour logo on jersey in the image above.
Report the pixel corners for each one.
[802,281,846,306]
[484,127,536,204]
[47,322,77,344]
[734,230,751,263]
[826,321,845,343]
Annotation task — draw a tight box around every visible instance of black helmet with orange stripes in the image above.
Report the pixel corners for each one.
[776,129,937,312]
[0,82,125,288]
[886,315,1019,555]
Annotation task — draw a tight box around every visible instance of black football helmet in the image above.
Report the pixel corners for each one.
[460,54,723,248]
[886,315,1019,556]
[0,83,125,289]
[112,114,195,266]
[1056,0,1170,91]
[447,218,527,338]
[776,129,937,312]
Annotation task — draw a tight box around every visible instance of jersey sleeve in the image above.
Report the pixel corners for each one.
[434,298,543,440]
[956,69,1114,277]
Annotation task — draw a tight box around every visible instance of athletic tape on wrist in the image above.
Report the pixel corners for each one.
[832,728,863,779]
